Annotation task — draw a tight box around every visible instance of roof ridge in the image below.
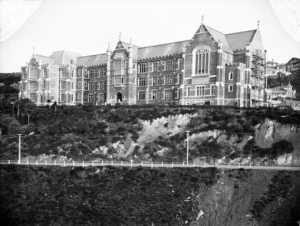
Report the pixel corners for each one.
[36,54,54,58]
[51,50,81,55]
[204,25,225,35]
[139,39,190,49]
[226,29,257,35]
[78,53,106,58]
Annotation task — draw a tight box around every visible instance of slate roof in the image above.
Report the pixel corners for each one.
[205,25,229,47]
[138,40,189,60]
[35,54,54,65]
[77,53,107,66]
[50,50,81,65]
[225,30,256,50]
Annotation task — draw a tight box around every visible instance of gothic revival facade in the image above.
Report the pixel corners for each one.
[20,21,266,107]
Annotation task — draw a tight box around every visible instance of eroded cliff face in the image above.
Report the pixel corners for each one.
[138,114,195,145]
[255,118,300,156]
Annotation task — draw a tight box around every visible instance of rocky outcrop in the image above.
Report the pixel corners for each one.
[138,114,195,145]
[255,118,300,156]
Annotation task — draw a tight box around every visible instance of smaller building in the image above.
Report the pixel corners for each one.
[265,79,296,106]
[286,58,300,73]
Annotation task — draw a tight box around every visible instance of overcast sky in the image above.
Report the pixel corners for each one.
[0,0,299,73]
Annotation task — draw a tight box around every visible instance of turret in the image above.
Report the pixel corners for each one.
[128,38,133,74]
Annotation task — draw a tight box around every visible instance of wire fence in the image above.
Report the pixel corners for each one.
[1,160,299,171]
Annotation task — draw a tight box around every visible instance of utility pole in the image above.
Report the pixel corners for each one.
[186,131,190,165]
[18,134,22,164]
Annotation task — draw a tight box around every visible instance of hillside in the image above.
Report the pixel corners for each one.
[1,165,299,226]
[1,104,300,165]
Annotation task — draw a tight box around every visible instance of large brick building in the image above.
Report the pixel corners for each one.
[19,21,266,107]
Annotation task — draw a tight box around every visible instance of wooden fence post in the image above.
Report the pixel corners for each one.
[8,160,10,164]
[172,162,174,168]
[36,160,38,166]
[161,162,163,167]
[54,160,57,166]
[73,161,75,167]
[102,160,103,166]
[92,161,94,167]
[83,161,85,167]
[151,161,153,168]
[64,161,65,167]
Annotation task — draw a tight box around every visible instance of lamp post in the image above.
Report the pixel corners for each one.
[186,131,190,165]
[18,134,22,164]
[11,100,15,117]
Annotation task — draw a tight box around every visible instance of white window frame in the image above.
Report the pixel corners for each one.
[164,89,171,99]
[186,86,191,97]
[165,75,172,85]
[210,84,216,96]
[196,85,205,96]
[151,89,157,100]
[228,84,233,92]
[60,93,65,102]
[138,90,146,100]
[138,63,147,73]
[229,72,233,80]
[165,60,173,71]
[138,77,146,87]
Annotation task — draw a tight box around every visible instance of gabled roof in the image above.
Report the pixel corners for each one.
[269,87,287,93]
[225,30,256,50]
[138,40,189,60]
[204,25,229,47]
[77,53,107,67]
[34,54,54,65]
[286,57,300,65]
[50,50,81,65]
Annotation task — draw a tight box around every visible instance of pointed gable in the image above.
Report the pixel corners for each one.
[115,40,131,50]
[204,25,229,47]
[225,30,256,50]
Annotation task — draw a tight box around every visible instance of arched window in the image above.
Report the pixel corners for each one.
[229,72,233,80]
[194,48,210,75]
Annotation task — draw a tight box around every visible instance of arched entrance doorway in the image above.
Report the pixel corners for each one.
[117,92,122,102]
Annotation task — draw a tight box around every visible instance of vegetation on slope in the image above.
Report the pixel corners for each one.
[0,165,218,226]
[0,101,299,162]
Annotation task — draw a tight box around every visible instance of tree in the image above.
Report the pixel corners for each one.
[47,99,51,110]
[18,98,36,125]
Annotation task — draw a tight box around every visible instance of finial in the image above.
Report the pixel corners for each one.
[201,15,204,24]
[257,20,260,28]
[119,32,122,40]
[107,42,111,52]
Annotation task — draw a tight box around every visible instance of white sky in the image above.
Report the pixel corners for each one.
[0,0,299,72]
